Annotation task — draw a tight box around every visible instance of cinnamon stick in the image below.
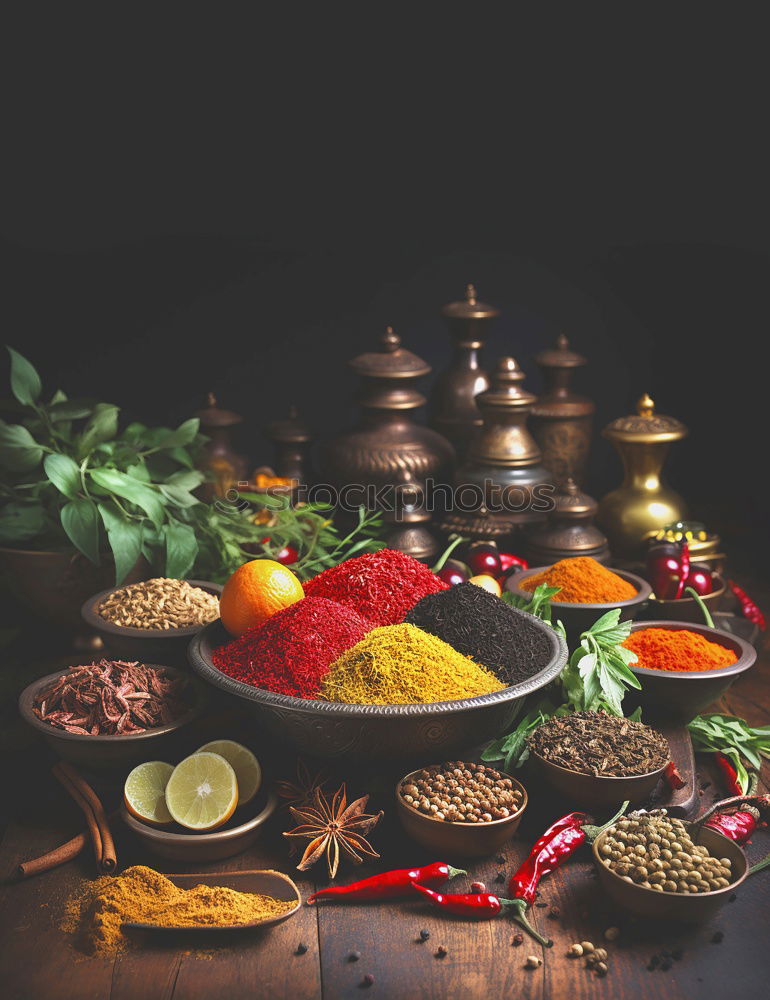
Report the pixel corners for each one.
[17,808,120,880]
[51,762,117,873]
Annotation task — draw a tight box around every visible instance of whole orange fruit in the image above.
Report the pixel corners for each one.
[220,559,304,637]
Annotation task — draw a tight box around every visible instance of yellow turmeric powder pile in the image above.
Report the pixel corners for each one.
[319,623,505,705]
[64,865,295,954]
[520,556,637,604]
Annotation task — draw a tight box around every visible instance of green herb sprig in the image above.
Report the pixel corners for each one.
[503,583,567,640]
[688,713,770,793]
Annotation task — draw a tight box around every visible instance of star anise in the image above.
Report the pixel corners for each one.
[275,759,330,810]
[283,783,383,879]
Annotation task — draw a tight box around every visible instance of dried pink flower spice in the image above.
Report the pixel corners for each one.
[32,660,193,735]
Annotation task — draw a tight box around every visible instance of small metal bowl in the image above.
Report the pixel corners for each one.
[81,580,223,668]
[647,575,727,623]
[626,620,757,722]
[395,768,528,858]
[121,788,279,862]
[18,665,207,770]
[506,567,651,646]
[593,823,748,921]
[530,750,667,810]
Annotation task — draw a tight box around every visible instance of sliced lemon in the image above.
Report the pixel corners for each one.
[197,740,262,807]
[124,761,174,826]
[164,752,238,831]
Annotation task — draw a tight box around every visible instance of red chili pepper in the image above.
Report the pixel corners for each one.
[693,790,770,845]
[715,753,743,796]
[509,803,628,907]
[664,760,686,790]
[728,580,767,631]
[410,884,551,946]
[306,862,465,904]
[674,542,690,600]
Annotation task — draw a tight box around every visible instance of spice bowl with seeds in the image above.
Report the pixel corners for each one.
[82,579,223,667]
[395,761,528,857]
[528,712,671,810]
[592,809,748,921]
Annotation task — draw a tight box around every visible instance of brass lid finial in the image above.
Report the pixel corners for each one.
[205,391,217,408]
[465,283,477,305]
[382,326,400,352]
[637,393,655,417]
[556,332,569,351]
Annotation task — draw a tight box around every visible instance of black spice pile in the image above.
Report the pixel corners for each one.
[529,711,670,777]
[404,582,552,685]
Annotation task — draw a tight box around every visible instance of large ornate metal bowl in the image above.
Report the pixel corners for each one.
[187,609,567,762]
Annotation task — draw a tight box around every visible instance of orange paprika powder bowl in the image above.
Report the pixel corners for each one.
[623,620,756,722]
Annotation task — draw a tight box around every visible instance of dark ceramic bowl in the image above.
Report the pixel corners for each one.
[593,823,748,921]
[530,750,667,810]
[187,609,568,763]
[81,580,222,668]
[395,769,528,857]
[121,788,279,863]
[506,567,651,646]
[18,665,207,770]
[625,620,757,722]
[647,575,727,623]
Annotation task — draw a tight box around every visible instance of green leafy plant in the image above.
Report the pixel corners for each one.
[503,583,566,640]
[482,609,642,771]
[688,713,770,793]
[2,347,386,586]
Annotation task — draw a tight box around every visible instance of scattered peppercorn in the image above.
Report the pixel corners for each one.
[581,942,595,953]
[419,930,430,942]
[660,958,672,971]
[548,906,560,919]
[593,949,608,962]
[604,927,620,941]
[525,955,542,969]
[595,962,608,977]
[728,893,737,902]
[361,973,375,987]
[711,931,724,944]
[296,943,308,955]
[399,761,523,824]
[470,881,486,893]
[568,944,584,957]
[436,945,448,958]
[512,934,524,946]
[535,902,548,908]
[349,951,361,962]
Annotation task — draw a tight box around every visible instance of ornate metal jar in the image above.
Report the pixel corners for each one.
[194,393,248,500]
[597,393,689,559]
[266,404,314,487]
[323,327,455,499]
[530,333,594,486]
[429,284,500,460]
[382,469,440,563]
[525,478,610,565]
[441,357,552,542]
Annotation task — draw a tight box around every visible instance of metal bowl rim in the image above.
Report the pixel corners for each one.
[18,664,207,743]
[508,566,652,610]
[120,789,279,844]
[627,619,757,679]
[187,606,568,718]
[592,823,748,899]
[81,580,223,639]
[395,767,528,828]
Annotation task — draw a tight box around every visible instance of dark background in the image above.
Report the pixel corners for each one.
[2,12,767,563]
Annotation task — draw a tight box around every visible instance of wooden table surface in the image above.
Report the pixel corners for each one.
[2,583,769,1000]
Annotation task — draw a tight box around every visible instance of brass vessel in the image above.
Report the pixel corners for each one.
[525,478,610,566]
[441,357,552,543]
[267,404,314,486]
[597,393,689,560]
[194,393,248,500]
[323,326,455,496]
[429,284,499,460]
[383,469,440,563]
[530,333,595,486]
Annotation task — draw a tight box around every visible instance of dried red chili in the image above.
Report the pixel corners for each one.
[728,580,767,630]
[306,862,465,904]
[715,753,743,796]
[212,596,374,698]
[410,884,551,945]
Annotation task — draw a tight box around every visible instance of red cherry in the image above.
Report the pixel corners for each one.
[500,553,528,573]
[262,538,299,565]
[437,559,470,587]
[684,565,714,596]
[466,544,502,577]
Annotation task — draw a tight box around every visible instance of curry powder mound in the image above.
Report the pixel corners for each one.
[319,623,505,705]
[520,556,637,604]
[64,865,294,954]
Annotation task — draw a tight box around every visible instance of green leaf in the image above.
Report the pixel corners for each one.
[78,403,119,454]
[98,502,143,585]
[48,399,95,421]
[164,519,198,578]
[61,498,101,563]
[158,418,200,449]
[7,346,42,406]
[0,420,44,471]
[167,469,205,491]
[167,446,194,468]
[89,468,166,527]
[44,453,81,500]
[0,502,47,543]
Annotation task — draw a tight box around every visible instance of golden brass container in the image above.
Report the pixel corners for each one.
[525,478,610,565]
[429,284,499,461]
[597,394,688,560]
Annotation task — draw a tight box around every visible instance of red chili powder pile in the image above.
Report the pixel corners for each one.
[212,596,375,698]
[623,627,738,673]
[303,549,449,626]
